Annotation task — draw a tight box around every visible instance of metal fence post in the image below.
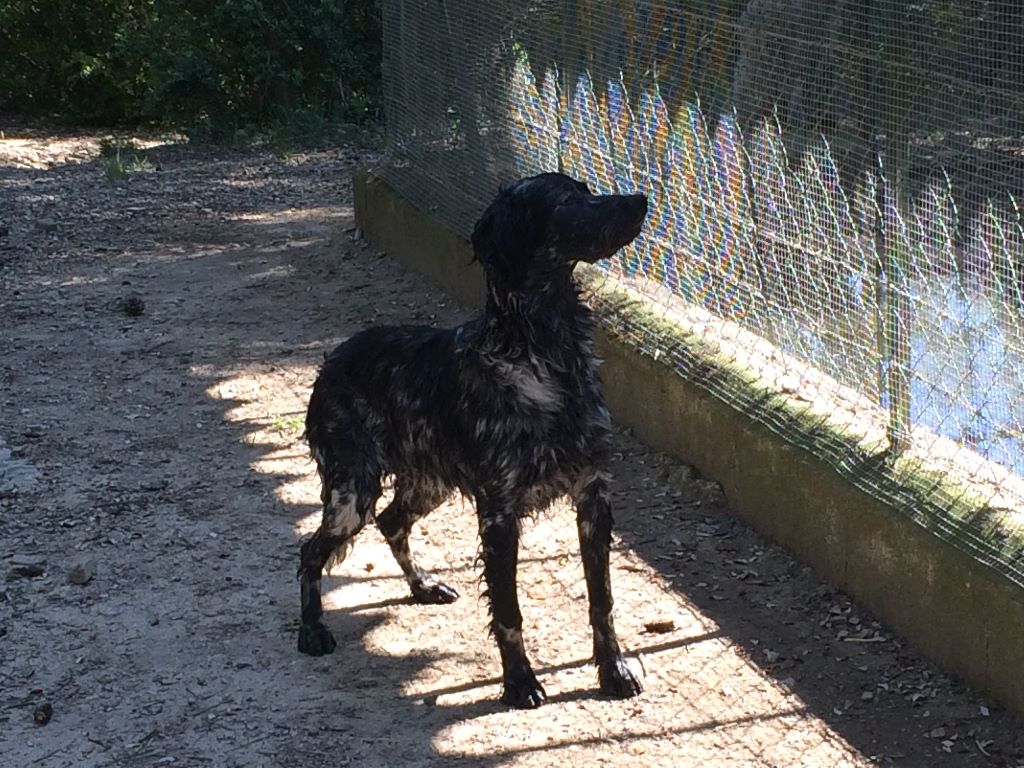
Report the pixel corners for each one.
[878,0,913,454]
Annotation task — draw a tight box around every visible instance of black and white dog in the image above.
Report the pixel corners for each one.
[298,172,648,708]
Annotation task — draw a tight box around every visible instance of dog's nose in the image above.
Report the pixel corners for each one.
[627,193,649,217]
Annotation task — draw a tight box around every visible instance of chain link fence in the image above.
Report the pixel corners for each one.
[379,1,1024,584]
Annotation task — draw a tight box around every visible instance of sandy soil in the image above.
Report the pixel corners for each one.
[2,126,1023,767]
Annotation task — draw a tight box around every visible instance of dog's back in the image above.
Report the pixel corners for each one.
[307,324,467,494]
[307,312,608,502]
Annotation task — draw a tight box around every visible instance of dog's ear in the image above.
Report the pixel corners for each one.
[468,213,487,265]
[470,206,496,266]
[471,202,528,291]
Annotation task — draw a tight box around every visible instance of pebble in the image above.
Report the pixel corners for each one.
[69,558,97,585]
[33,702,53,725]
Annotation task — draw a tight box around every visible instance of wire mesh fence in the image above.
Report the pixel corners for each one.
[378,1,1024,583]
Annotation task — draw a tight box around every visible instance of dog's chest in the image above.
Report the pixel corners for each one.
[489,346,603,416]
[495,357,563,411]
[486,353,610,479]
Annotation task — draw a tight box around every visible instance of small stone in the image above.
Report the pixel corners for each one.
[68,558,96,585]
[1,438,40,495]
[34,702,53,725]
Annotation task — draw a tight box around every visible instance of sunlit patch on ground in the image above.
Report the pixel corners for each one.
[225,206,353,223]
[0,133,178,169]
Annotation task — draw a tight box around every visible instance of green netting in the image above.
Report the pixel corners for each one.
[379,0,1024,584]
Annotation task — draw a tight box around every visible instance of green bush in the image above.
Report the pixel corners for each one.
[0,0,149,121]
[0,0,381,133]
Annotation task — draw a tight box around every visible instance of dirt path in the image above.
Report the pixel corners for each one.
[1,128,1023,768]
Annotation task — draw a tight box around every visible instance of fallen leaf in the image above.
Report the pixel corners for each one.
[642,619,675,634]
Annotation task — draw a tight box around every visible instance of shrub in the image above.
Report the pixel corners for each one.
[0,0,382,132]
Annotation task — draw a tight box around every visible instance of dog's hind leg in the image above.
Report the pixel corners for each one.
[575,473,643,698]
[376,479,459,604]
[477,492,545,708]
[298,466,381,656]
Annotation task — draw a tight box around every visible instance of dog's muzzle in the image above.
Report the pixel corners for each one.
[580,193,649,263]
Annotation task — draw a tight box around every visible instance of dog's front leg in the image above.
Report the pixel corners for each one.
[476,493,545,708]
[576,475,643,698]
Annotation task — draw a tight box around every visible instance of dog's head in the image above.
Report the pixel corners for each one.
[471,173,648,293]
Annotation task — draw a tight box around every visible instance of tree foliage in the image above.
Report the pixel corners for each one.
[0,0,381,131]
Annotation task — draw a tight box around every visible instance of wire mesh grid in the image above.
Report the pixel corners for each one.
[379,0,1024,583]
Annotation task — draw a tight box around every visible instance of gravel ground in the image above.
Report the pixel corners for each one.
[1,126,1023,767]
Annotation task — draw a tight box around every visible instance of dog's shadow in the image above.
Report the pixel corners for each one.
[305,587,749,768]
[305,602,514,764]
[310,551,727,754]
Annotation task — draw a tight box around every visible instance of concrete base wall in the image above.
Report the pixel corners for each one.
[354,169,1024,719]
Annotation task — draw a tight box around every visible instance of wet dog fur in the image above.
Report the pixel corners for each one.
[298,172,648,708]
